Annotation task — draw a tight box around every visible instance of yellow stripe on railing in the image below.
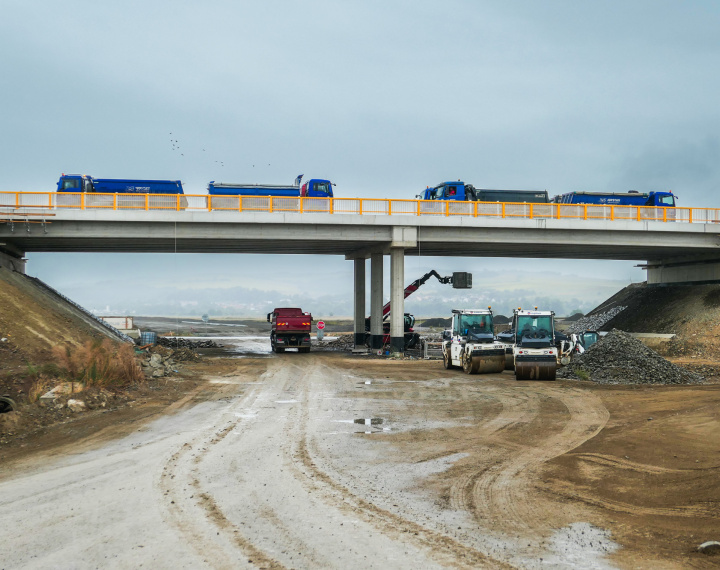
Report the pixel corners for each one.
[1,192,719,225]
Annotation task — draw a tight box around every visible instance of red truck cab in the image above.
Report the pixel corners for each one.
[267,308,312,353]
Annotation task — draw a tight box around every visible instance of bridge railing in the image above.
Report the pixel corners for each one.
[1,192,720,224]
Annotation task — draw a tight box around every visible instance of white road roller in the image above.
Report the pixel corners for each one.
[442,308,506,374]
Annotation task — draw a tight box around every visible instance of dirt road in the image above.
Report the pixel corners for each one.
[1,353,718,569]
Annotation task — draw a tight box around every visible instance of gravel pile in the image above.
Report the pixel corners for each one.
[155,337,222,349]
[564,306,627,334]
[558,329,704,385]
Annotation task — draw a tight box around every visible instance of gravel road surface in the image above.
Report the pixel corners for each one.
[1,353,718,569]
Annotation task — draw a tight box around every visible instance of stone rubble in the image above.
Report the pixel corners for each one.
[558,329,704,385]
[155,337,222,349]
[564,306,627,334]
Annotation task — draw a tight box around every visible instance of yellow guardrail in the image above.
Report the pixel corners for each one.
[0,191,719,224]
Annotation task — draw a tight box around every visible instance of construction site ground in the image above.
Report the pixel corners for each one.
[1,271,720,568]
[1,352,719,569]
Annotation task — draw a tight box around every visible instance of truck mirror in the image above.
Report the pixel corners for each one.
[266,313,272,323]
[451,272,472,289]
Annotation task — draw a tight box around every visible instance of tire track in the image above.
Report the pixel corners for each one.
[289,362,516,570]
[159,366,286,569]
[469,386,609,533]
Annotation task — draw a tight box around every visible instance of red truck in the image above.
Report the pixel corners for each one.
[267,308,312,353]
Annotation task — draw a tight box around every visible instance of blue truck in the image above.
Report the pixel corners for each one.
[207,175,333,198]
[419,181,549,203]
[553,190,675,207]
[57,174,184,194]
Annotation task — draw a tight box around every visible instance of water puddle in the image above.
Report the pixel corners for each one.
[354,417,384,425]
[274,399,298,404]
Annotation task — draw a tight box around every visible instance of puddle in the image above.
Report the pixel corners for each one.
[274,399,298,404]
[354,418,384,425]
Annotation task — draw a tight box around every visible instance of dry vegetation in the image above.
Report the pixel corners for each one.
[51,339,144,387]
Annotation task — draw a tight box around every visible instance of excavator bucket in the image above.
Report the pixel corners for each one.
[463,351,505,374]
[514,358,557,381]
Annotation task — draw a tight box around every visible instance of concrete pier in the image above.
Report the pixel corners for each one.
[370,253,384,349]
[0,248,26,274]
[389,248,405,352]
[353,258,366,348]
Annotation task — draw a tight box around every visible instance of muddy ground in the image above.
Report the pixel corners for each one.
[1,351,719,569]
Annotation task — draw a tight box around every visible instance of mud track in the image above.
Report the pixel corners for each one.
[1,353,718,568]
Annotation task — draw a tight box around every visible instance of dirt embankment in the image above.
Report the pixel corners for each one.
[0,268,125,396]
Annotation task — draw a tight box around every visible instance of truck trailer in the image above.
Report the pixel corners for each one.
[554,190,675,207]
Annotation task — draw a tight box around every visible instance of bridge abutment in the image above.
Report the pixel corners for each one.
[646,256,720,285]
[0,249,25,274]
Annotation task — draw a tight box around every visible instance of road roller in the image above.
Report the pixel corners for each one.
[442,308,506,374]
[511,308,558,381]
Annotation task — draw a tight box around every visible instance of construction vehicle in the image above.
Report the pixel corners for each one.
[365,270,472,349]
[511,308,558,380]
[266,307,312,353]
[554,190,675,207]
[418,181,549,203]
[442,308,506,374]
[57,174,184,195]
[572,330,600,354]
[208,174,333,198]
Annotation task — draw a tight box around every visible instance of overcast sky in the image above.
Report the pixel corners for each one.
[3,1,719,318]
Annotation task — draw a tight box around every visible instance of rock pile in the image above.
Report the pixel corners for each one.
[559,329,704,385]
[139,345,198,377]
[564,306,627,334]
[156,337,222,349]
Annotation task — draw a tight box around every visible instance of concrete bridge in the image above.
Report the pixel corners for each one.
[2,193,720,350]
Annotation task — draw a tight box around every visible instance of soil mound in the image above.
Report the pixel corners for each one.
[559,329,704,385]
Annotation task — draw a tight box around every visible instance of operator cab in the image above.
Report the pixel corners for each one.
[57,174,95,193]
[515,310,555,348]
[452,309,494,343]
[301,179,334,198]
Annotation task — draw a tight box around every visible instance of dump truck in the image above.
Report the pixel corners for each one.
[442,308,506,374]
[208,175,333,197]
[57,174,184,194]
[511,308,558,380]
[554,190,675,207]
[418,181,549,203]
[266,307,312,353]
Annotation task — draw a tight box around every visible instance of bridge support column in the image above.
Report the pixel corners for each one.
[353,258,366,349]
[389,248,405,353]
[370,253,384,350]
[0,249,26,274]
[646,256,720,285]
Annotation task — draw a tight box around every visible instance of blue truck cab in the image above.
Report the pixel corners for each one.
[554,190,675,207]
[419,181,474,201]
[207,175,334,198]
[57,174,184,194]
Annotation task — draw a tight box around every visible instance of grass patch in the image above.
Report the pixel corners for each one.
[575,368,590,381]
[52,339,144,388]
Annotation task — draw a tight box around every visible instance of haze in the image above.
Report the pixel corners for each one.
[2,1,719,318]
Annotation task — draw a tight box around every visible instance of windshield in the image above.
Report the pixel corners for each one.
[515,315,553,342]
[313,182,330,195]
[61,178,80,190]
[456,314,492,335]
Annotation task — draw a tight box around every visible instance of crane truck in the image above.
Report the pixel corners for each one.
[510,308,558,380]
[267,307,312,353]
[365,270,472,349]
[442,308,506,374]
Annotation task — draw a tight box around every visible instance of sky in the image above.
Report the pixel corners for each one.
[2,1,719,319]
